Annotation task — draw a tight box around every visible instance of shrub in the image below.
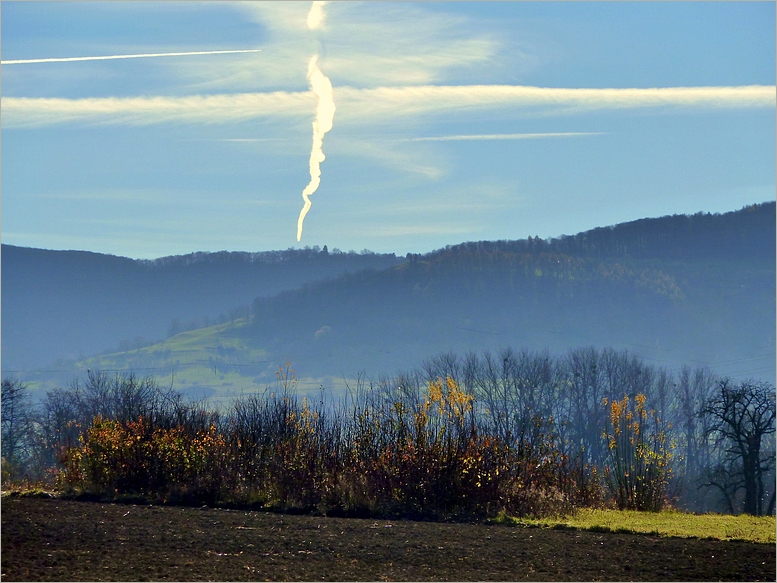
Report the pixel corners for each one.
[602,394,673,511]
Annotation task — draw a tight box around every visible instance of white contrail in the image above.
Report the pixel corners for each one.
[297,1,335,242]
[1,49,261,65]
[4,85,771,129]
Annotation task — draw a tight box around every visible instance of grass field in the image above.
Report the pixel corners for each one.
[504,508,776,544]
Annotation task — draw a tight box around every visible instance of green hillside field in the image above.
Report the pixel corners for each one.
[36,319,353,404]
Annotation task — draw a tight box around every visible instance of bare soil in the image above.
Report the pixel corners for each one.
[2,497,775,581]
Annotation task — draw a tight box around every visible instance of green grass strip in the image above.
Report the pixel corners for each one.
[499,508,776,544]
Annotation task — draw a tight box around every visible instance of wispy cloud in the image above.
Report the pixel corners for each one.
[128,2,502,96]
[206,138,286,143]
[407,132,605,142]
[352,180,519,218]
[353,223,481,238]
[3,84,772,129]
[366,201,506,216]
[333,138,445,179]
[231,2,500,89]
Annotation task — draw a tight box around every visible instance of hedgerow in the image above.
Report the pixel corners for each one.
[55,372,582,518]
[18,343,764,517]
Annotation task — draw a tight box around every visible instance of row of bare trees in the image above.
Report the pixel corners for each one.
[3,347,775,515]
[374,347,775,514]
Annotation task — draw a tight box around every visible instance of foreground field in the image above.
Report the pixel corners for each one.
[2,498,775,581]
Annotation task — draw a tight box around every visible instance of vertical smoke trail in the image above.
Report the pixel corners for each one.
[297,1,335,242]
[307,1,328,29]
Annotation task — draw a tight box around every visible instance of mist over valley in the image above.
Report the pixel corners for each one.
[3,202,774,401]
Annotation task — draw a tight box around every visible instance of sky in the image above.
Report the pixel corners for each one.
[1,1,775,260]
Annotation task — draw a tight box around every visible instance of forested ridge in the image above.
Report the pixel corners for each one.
[428,202,774,263]
[248,203,774,382]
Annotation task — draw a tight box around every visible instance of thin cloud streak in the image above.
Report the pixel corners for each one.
[363,224,481,237]
[333,85,776,121]
[3,84,773,128]
[407,132,605,141]
[207,138,284,142]
[1,49,262,65]
[334,138,445,179]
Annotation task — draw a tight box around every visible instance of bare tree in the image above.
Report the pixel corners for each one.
[563,347,606,468]
[702,379,776,515]
[421,352,461,386]
[674,366,718,511]
[1,379,34,481]
[35,387,81,474]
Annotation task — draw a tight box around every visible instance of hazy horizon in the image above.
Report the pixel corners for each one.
[2,200,775,263]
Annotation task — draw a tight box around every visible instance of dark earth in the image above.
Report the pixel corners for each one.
[2,497,775,581]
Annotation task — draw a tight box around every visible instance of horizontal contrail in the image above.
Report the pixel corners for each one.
[3,85,772,129]
[1,49,261,65]
[408,132,604,141]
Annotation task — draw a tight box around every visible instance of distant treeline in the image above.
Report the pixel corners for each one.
[146,245,396,268]
[3,346,774,518]
[427,202,775,263]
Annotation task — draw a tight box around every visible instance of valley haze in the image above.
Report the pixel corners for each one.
[3,203,774,402]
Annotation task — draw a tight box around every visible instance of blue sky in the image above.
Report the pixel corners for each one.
[2,1,775,259]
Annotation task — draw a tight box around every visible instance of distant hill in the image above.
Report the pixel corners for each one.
[1,245,402,370]
[3,203,774,398]
[246,202,775,384]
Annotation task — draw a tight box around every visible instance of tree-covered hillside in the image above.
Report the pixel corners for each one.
[430,202,774,263]
[248,203,775,383]
[1,246,401,370]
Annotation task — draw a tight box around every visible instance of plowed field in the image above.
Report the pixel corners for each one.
[2,497,775,581]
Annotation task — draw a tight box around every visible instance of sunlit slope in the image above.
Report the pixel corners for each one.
[71,320,346,402]
[74,321,263,400]
[504,509,776,544]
